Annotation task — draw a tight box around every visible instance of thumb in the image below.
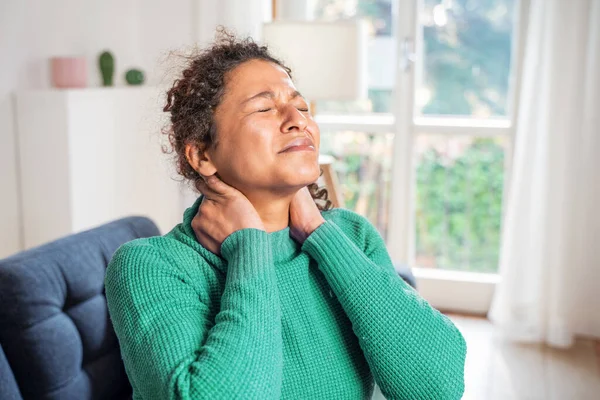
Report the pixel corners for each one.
[293,186,312,203]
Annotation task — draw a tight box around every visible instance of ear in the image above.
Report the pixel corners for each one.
[185,143,217,177]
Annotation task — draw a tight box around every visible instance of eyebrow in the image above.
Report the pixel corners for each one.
[241,90,303,105]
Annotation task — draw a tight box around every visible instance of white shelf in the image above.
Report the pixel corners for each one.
[15,87,191,249]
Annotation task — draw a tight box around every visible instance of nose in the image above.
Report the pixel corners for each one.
[280,104,308,133]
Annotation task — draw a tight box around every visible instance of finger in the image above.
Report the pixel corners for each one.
[204,174,235,197]
[292,186,311,202]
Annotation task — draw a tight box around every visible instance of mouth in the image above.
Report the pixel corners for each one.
[279,137,316,153]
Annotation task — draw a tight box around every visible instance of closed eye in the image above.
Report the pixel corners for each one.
[257,108,272,113]
[297,107,309,112]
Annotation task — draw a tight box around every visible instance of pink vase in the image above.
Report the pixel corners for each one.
[50,57,87,88]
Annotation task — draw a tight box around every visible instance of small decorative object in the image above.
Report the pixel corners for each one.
[50,57,87,88]
[125,68,145,85]
[98,51,115,86]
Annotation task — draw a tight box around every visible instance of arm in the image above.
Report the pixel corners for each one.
[302,217,466,400]
[105,229,283,400]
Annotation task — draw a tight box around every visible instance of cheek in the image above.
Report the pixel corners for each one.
[217,120,276,174]
[241,119,276,157]
[310,123,321,150]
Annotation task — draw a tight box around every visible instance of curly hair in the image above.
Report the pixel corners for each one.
[162,27,333,211]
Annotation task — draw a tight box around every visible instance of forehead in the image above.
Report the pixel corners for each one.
[225,59,296,97]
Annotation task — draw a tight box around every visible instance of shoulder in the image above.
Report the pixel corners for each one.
[105,235,203,294]
[105,237,171,287]
[108,236,178,270]
[320,207,385,251]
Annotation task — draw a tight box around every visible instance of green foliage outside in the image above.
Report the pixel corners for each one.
[421,0,515,116]
[415,138,506,272]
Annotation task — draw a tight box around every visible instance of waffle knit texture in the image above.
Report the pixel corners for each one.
[105,196,466,399]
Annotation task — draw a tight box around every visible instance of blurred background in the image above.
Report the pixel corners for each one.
[1,0,599,399]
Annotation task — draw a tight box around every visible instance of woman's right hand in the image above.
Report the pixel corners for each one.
[191,174,265,255]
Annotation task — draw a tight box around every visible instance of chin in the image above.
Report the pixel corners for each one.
[279,163,320,188]
[299,163,321,183]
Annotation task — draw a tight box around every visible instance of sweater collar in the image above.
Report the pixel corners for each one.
[178,195,301,272]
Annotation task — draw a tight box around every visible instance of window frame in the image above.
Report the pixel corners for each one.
[314,0,530,313]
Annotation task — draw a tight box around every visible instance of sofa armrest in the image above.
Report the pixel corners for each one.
[0,343,22,400]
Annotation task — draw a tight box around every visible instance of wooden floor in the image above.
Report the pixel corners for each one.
[449,314,600,400]
[371,314,600,400]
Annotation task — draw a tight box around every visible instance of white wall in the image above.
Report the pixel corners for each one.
[195,0,272,46]
[0,0,270,258]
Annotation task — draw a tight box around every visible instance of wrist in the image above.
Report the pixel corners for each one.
[220,228,269,260]
[303,216,325,237]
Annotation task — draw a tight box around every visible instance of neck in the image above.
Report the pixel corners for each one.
[244,191,294,233]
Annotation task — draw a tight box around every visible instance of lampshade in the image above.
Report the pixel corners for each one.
[262,20,368,101]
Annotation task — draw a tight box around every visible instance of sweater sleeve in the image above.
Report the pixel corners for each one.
[104,229,283,400]
[301,218,466,400]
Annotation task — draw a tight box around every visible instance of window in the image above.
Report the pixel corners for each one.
[416,0,516,118]
[411,0,517,273]
[300,0,522,279]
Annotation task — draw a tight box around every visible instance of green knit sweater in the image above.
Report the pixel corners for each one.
[105,196,466,399]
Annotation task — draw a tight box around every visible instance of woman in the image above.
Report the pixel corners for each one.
[105,30,466,400]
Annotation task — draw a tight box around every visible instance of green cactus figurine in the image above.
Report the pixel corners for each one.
[125,68,145,85]
[99,51,114,86]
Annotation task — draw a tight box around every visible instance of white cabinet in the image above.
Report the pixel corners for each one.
[15,87,193,249]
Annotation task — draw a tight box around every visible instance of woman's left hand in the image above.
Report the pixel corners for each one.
[289,186,325,244]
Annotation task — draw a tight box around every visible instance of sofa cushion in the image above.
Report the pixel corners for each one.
[0,343,21,399]
[0,216,159,400]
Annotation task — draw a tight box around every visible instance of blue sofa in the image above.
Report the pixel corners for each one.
[0,213,416,400]
[0,217,160,400]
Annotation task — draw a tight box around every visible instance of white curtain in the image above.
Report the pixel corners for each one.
[488,0,600,348]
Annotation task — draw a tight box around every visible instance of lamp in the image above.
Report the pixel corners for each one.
[262,20,368,105]
[262,20,368,208]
